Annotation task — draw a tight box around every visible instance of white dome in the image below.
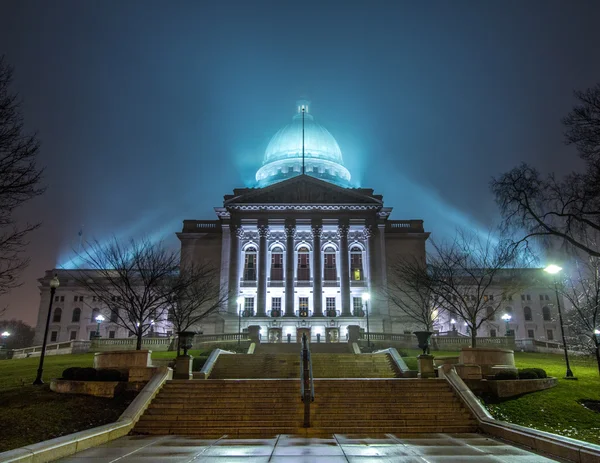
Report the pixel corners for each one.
[256,100,351,187]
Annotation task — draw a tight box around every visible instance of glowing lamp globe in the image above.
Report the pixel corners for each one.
[544,265,562,275]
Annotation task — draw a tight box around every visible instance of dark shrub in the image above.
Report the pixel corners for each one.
[73,367,97,381]
[495,371,518,380]
[531,368,547,379]
[192,357,206,371]
[96,369,123,382]
[518,369,539,380]
[62,367,80,380]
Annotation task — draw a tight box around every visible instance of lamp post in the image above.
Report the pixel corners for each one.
[237,296,244,347]
[33,274,60,385]
[501,313,512,336]
[362,293,370,350]
[0,331,10,349]
[95,314,105,338]
[450,318,456,333]
[544,264,575,379]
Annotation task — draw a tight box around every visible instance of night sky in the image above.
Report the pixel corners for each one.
[1,1,599,326]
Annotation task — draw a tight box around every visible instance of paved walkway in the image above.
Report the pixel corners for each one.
[56,433,563,462]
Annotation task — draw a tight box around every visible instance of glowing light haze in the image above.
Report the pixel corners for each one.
[0,1,599,324]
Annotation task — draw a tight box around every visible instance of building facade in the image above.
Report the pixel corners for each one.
[33,101,564,345]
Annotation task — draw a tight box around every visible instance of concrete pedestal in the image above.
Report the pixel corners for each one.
[347,325,361,343]
[417,354,435,379]
[174,355,193,380]
[247,325,262,344]
[94,350,152,369]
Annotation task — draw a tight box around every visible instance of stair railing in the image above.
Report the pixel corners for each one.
[300,333,315,427]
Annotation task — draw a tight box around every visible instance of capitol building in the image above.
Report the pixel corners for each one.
[34,101,561,346]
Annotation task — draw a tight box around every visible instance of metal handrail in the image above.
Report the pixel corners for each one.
[300,333,314,428]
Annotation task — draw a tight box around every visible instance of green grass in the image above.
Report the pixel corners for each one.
[484,353,600,445]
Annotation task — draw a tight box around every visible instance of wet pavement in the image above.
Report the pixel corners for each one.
[55,433,563,462]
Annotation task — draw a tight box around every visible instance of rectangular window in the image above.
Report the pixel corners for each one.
[270,253,283,281]
[350,251,363,281]
[93,296,97,302]
[109,331,116,339]
[527,329,535,339]
[110,309,119,323]
[486,307,495,321]
[324,252,337,281]
[244,297,255,316]
[506,329,515,337]
[299,297,309,317]
[244,252,257,281]
[353,297,363,316]
[540,295,544,301]
[489,295,494,301]
[166,330,173,336]
[521,295,525,301]
[128,330,134,337]
[90,331,96,340]
[271,297,281,316]
[54,295,59,302]
[547,329,554,341]
[79,296,84,302]
[297,251,310,281]
[70,330,77,340]
[545,295,550,301]
[526,294,531,301]
[50,331,58,342]
[74,295,78,302]
[484,295,489,302]
[490,329,497,338]
[60,296,65,302]
[325,297,336,316]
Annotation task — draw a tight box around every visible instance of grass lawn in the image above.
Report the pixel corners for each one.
[0,348,222,453]
[400,349,600,445]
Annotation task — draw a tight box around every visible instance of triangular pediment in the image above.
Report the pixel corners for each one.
[224,175,383,206]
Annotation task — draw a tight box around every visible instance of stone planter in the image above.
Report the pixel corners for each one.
[178,331,195,355]
[486,377,558,398]
[50,379,125,398]
[433,356,459,367]
[93,349,152,371]
[459,347,515,376]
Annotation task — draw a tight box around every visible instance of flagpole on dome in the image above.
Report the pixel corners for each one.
[78,226,84,256]
[301,105,305,175]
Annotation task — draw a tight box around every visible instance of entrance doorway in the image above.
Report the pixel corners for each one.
[296,328,311,343]
[326,327,340,343]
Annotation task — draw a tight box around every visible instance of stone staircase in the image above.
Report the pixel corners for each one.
[132,377,477,437]
[208,353,399,379]
[254,343,353,354]
[311,379,477,434]
[134,379,304,437]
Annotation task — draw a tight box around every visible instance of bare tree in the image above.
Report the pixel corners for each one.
[164,263,227,355]
[491,84,600,258]
[421,229,529,348]
[388,257,439,332]
[560,255,600,374]
[71,237,180,350]
[0,56,45,301]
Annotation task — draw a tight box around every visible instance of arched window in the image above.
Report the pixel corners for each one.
[324,247,337,281]
[297,246,310,281]
[91,308,100,322]
[524,306,532,321]
[72,308,81,323]
[270,246,283,281]
[243,247,257,281]
[542,306,551,321]
[350,246,363,281]
[52,307,62,323]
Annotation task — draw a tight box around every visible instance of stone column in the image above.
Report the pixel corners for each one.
[311,222,323,317]
[227,223,243,314]
[284,220,296,317]
[256,223,269,317]
[365,224,378,315]
[338,221,351,316]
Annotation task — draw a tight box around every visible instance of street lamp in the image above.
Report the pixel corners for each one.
[33,274,60,385]
[450,318,457,333]
[95,314,105,338]
[362,293,370,350]
[237,296,244,347]
[544,264,575,379]
[501,314,512,336]
[0,331,10,349]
